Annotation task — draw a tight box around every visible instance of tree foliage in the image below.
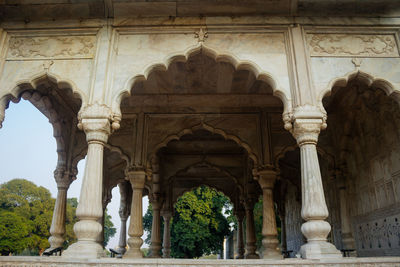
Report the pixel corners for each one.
[144,186,232,258]
[0,179,116,255]
[171,186,231,258]
[103,209,116,247]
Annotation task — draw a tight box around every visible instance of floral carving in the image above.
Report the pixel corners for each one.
[7,36,96,59]
[307,34,398,57]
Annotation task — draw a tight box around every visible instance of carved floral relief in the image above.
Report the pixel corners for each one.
[7,36,96,59]
[307,34,399,57]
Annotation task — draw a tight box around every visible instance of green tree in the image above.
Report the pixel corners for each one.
[143,186,232,258]
[0,179,54,254]
[104,209,117,247]
[0,210,30,255]
[171,186,231,258]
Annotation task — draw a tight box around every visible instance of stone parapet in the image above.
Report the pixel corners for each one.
[0,257,400,266]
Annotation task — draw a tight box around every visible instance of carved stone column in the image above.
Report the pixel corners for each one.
[235,209,245,259]
[149,197,162,258]
[149,161,163,258]
[255,168,282,259]
[63,104,116,259]
[47,167,75,251]
[162,211,172,258]
[337,175,356,252]
[116,182,132,255]
[290,106,342,259]
[125,169,146,258]
[244,196,259,259]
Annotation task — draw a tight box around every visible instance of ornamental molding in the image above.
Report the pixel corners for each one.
[7,36,96,60]
[307,33,399,57]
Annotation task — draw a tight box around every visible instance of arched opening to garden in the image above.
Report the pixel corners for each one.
[319,75,400,256]
[0,76,85,256]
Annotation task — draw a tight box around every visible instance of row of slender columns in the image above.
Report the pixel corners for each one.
[57,105,353,259]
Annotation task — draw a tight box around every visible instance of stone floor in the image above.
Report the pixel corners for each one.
[1,257,400,267]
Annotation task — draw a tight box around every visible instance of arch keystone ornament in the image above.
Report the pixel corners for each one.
[289,105,342,259]
[63,103,116,259]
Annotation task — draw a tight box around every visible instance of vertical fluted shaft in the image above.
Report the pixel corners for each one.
[117,181,131,254]
[149,202,162,257]
[291,107,341,259]
[235,212,245,259]
[338,181,356,251]
[63,105,113,259]
[117,218,128,253]
[244,199,259,259]
[64,141,105,258]
[162,213,172,258]
[125,170,146,258]
[48,168,72,251]
[256,169,282,259]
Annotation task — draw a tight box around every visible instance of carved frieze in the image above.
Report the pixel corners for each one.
[7,36,96,60]
[307,33,399,57]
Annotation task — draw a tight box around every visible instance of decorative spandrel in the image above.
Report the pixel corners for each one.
[7,36,96,60]
[307,33,399,57]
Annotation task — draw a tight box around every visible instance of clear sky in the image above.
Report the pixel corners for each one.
[0,100,148,251]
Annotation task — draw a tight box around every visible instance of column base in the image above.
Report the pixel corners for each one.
[116,246,126,255]
[245,253,260,259]
[299,241,342,259]
[262,237,283,259]
[62,241,103,259]
[262,250,283,260]
[124,249,144,259]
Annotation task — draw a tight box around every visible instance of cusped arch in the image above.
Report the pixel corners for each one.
[150,122,259,165]
[7,71,86,104]
[168,160,244,195]
[318,70,400,111]
[0,72,86,175]
[112,44,290,116]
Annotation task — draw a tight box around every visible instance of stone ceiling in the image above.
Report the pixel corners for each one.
[1,0,400,22]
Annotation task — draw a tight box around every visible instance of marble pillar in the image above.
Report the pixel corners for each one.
[149,198,162,258]
[244,197,259,259]
[162,211,172,258]
[47,167,74,251]
[63,104,113,259]
[125,169,146,258]
[116,182,131,255]
[290,106,342,259]
[256,169,282,259]
[337,177,356,252]
[235,210,245,259]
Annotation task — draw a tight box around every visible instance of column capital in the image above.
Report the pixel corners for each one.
[150,193,164,210]
[290,105,327,146]
[54,167,76,190]
[77,103,117,143]
[253,166,277,190]
[234,209,245,221]
[125,166,146,190]
[243,194,258,210]
[161,210,172,219]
